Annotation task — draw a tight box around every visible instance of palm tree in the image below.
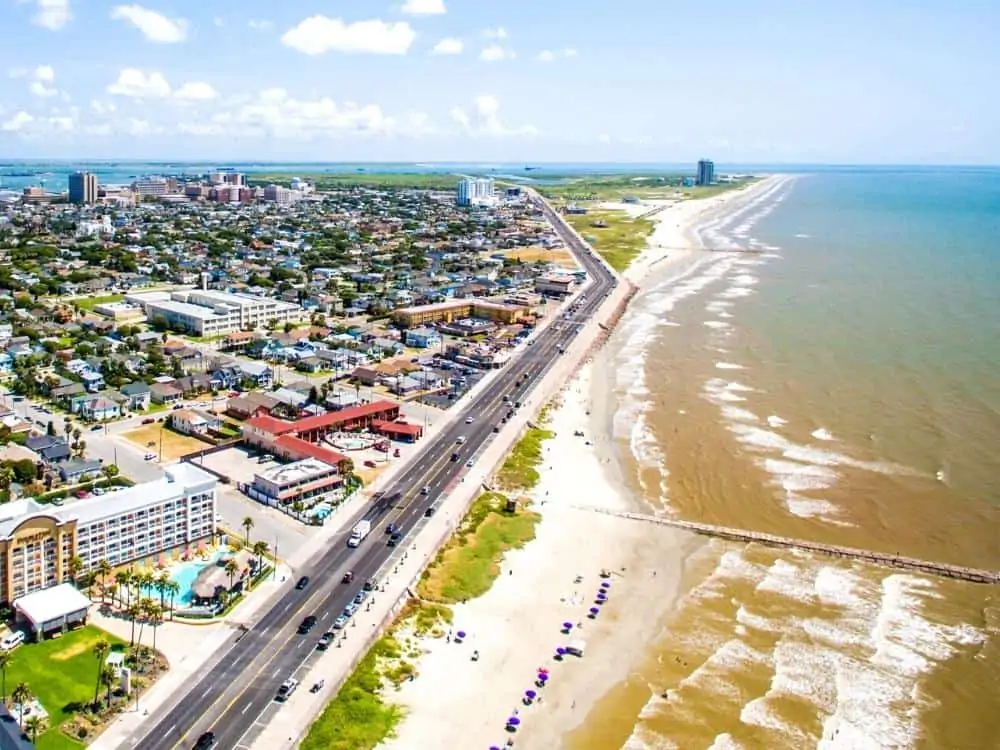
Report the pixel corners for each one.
[67,555,84,584]
[241,516,254,545]
[100,664,117,707]
[135,598,156,647]
[92,639,110,707]
[126,603,142,645]
[0,650,12,706]
[251,540,269,577]
[24,715,44,743]
[147,603,164,662]
[10,683,30,726]
[96,560,112,602]
[224,558,239,596]
[165,579,180,618]
[0,466,14,494]
[155,572,169,609]
[138,570,155,600]
[114,570,130,607]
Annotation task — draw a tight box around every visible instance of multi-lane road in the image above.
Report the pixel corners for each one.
[128,199,618,750]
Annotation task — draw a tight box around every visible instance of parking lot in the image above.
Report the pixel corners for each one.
[195,444,279,485]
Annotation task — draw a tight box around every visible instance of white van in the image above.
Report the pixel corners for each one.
[1,631,25,650]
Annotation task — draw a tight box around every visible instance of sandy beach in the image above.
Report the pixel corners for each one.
[374,178,792,750]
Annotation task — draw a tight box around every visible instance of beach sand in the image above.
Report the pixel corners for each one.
[376,178,786,750]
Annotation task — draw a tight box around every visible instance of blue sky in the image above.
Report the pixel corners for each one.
[1,0,998,162]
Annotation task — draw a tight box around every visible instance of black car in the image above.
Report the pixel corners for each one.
[424,505,436,518]
[451,452,460,461]
[193,732,217,750]
[388,532,403,547]
[298,615,318,634]
[363,577,377,591]
[385,522,398,535]
[295,576,309,590]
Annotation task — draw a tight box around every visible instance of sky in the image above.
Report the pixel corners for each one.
[0,0,998,163]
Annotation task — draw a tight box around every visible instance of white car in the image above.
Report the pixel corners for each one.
[276,678,299,702]
[465,416,474,424]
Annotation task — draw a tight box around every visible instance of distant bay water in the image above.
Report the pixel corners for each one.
[568,166,1000,749]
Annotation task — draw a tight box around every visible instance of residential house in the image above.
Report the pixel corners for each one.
[175,373,213,396]
[24,435,71,463]
[80,370,105,393]
[237,361,273,388]
[120,381,152,411]
[226,392,280,420]
[51,382,86,406]
[171,409,219,436]
[404,327,442,349]
[150,381,184,405]
[80,396,121,422]
[59,459,104,483]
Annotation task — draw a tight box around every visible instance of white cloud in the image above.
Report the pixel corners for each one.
[431,37,463,55]
[480,44,514,62]
[90,100,117,115]
[29,0,71,30]
[111,5,188,43]
[483,27,507,39]
[537,47,578,62]
[86,123,113,136]
[173,81,218,101]
[34,65,55,83]
[27,65,58,97]
[126,118,156,136]
[107,68,171,98]
[401,0,445,14]
[248,19,273,31]
[451,94,536,137]
[215,88,396,139]
[2,112,34,132]
[48,115,74,131]
[281,16,415,56]
[30,81,57,97]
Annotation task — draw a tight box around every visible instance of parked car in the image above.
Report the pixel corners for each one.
[363,460,377,468]
[388,532,403,546]
[332,615,349,630]
[295,576,309,590]
[353,590,369,605]
[343,602,359,617]
[317,632,335,650]
[141,417,155,424]
[275,678,299,701]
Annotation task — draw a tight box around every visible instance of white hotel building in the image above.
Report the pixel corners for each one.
[127,289,306,337]
[457,177,497,207]
[0,464,217,603]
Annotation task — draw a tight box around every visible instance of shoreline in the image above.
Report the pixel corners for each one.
[372,184,783,750]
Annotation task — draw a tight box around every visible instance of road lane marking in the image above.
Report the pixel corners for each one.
[241,702,253,715]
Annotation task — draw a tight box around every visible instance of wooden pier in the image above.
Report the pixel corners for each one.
[569,505,1000,585]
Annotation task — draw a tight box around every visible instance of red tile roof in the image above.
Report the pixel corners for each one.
[274,434,349,467]
[244,414,296,435]
[373,420,423,436]
[294,400,400,432]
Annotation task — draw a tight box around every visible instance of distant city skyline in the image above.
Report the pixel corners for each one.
[0,0,997,163]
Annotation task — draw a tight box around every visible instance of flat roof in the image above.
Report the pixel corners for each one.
[13,583,91,625]
[255,458,335,485]
[146,299,229,320]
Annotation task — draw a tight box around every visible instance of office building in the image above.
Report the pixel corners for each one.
[0,464,217,603]
[696,159,715,187]
[263,185,292,204]
[126,289,306,337]
[68,171,98,204]
[457,177,496,207]
[133,177,174,197]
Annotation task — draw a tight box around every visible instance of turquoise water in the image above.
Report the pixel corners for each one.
[140,549,227,606]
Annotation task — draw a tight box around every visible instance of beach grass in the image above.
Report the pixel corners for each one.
[74,294,124,312]
[418,491,541,603]
[563,210,655,273]
[5,625,128,750]
[496,426,555,492]
[247,172,462,191]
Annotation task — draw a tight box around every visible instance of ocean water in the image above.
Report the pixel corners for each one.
[569,169,1000,749]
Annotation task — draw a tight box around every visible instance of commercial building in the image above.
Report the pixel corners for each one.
[133,177,175,197]
[68,171,99,205]
[696,159,715,187]
[127,289,305,337]
[393,299,530,328]
[0,464,217,604]
[457,177,496,207]
[534,272,576,297]
[247,458,342,507]
[263,185,292,204]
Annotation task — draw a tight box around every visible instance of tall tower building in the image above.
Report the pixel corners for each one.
[456,177,495,206]
[696,159,715,187]
[68,171,99,204]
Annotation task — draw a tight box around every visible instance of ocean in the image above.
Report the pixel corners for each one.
[570,168,1000,749]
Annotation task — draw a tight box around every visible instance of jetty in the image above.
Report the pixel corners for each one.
[569,505,1000,585]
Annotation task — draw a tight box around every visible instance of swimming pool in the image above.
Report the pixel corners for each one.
[154,549,228,607]
[330,433,378,451]
[309,502,333,521]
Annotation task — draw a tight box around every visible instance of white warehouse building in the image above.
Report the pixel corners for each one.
[127,289,306,337]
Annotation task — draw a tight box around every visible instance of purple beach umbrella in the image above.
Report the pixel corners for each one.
[457,630,467,639]
[601,581,611,589]
[491,746,501,750]
[597,593,607,601]
[507,716,521,726]
[538,672,549,681]
[526,690,537,699]
[562,621,573,629]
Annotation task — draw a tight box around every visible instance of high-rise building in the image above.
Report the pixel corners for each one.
[457,177,496,206]
[68,171,99,204]
[696,159,715,187]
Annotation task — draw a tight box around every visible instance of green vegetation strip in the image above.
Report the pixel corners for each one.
[74,294,124,312]
[564,210,654,273]
[247,173,462,190]
[418,491,541,603]
[496,426,554,492]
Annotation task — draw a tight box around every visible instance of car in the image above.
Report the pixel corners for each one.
[451,452,460,461]
[388,532,402,546]
[317,631,335,650]
[363,577,377,591]
[342,571,355,584]
[466,459,474,468]
[297,615,318,634]
[465,416,474,424]
[502,395,511,403]
[514,401,521,409]
[295,576,309,590]
[424,505,436,518]
[93,488,105,496]
[353,590,369,605]
[172,403,184,410]
[332,615,349,630]
[275,678,299,701]
[141,417,155,425]
[144,452,156,461]
[493,425,501,433]
[193,732,217,750]
[90,424,103,432]
[385,522,398,535]
[420,485,430,495]
[343,602,359,617]
[363,460,377,468]
[456,436,467,444]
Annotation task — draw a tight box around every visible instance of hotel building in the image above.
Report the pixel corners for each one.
[0,464,217,603]
[696,159,715,187]
[393,299,530,328]
[127,289,306,337]
[456,177,496,207]
[68,171,99,205]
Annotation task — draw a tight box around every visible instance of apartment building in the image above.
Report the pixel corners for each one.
[0,464,217,603]
[68,171,99,205]
[127,289,306,337]
[393,299,530,328]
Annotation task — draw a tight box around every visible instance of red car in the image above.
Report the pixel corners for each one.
[363,460,377,468]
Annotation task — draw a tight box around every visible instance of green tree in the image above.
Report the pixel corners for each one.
[251,540,269,576]
[46,420,56,436]
[0,650,12,705]
[11,682,30,726]
[96,559,112,602]
[102,463,120,480]
[24,714,44,743]
[92,639,110,707]
[101,664,117,707]
[241,516,254,546]
[224,558,239,595]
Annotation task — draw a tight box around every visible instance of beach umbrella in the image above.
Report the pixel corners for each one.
[538,673,549,683]
[597,593,607,602]
[457,630,467,639]
[490,746,501,750]
[538,667,549,675]
[601,581,611,589]
[507,716,521,726]
[555,647,566,660]
[562,621,573,630]
[526,690,537,699]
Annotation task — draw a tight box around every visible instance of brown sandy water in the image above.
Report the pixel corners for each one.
[561,174,1000,750]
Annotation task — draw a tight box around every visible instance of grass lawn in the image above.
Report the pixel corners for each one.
[418,491,541,603]
[496,426,555,493]
[122,423,204,461]
[564,209,655,273]
[74,295,124,312]
[499,245,577,268]
[5,625,127,750]
[248,172,462,191]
